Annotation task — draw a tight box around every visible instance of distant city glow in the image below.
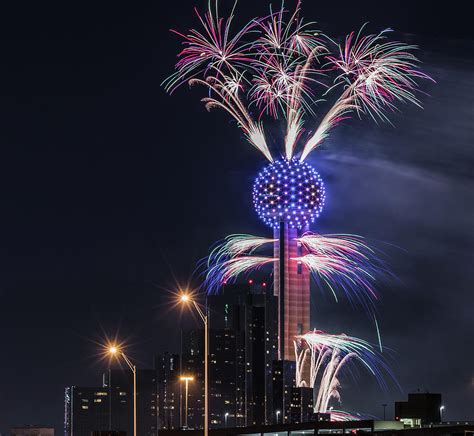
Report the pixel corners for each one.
[253,158,325,229]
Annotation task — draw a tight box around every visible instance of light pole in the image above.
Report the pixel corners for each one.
[180,376,194,429]
[224,412,229,428]
[180,293,208,436]
[108,346,137,436]
[382,403,387,421]
[276,410,281,424]
[440,405,445,421]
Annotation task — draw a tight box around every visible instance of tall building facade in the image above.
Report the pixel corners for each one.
[273,224,311,362]
[155,353,180,429]
[179,283,278,429]
[207,283,278,427]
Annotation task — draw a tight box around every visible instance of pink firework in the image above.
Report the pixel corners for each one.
[165,1,431,162]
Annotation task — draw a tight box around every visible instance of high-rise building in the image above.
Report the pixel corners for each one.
[155,353,180,429]
[180,330,204,430]
[103,369,157,436]
[208,283,278,427]
[65,386,111,436]
[179,283,278,429]
[290,386,314,424]
[271,359,296,424]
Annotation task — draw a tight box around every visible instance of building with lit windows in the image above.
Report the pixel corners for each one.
[65,369,157,436]
[179,283,278,430]
[155,353,180,429]
[395,393,443,427]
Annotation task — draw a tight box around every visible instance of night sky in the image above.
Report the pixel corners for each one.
[0,1,473,433]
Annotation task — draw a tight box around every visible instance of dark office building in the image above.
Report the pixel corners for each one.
[271,359,296,424]
[103,369,158,435]
[208,283,278,427]
[65,386,110,436]
[179,283,278,429]
[180,330,204,430]
[65,369,157,436]
[395,393,442,426]
[290,386,314,424]
[155,353,180,429]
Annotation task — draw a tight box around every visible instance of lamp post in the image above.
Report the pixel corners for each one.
[224,412,229,428]
[180,376,194,429]
[276,410,281,424]
[382,404,387,421]
[180,293,208,436]
[440,405,445,421]
[108,346,137,436]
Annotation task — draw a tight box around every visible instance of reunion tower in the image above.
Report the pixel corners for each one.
[253,158,325,360]
[165,0,431,418]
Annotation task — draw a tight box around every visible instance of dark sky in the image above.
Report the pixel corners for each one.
[0,1,473,433]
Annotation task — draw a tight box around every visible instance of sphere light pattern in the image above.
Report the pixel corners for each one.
[253,158,325,229]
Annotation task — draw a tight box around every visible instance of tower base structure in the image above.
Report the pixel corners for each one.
[274,223,311,362]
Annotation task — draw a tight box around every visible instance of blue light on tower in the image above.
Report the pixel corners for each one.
[252,158,326,229]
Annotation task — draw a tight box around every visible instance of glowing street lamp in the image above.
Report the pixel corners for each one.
[440,405,445,421]
[180,376,194,429]
[276,410,281,424]
[179,292,208,436]
[224,412,229,428]
[108,345,137,436]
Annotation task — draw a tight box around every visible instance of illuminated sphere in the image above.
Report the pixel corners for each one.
[252,158,326,229]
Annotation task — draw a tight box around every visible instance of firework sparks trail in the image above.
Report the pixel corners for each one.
[165,2,430,161]
[204,255,276,294]
[297,233,378,263]
[189,76,273,161]
[300,28,434,160]
[203,232,388,318]
[208,234,276,263]
[295,330,395,413]
[163,1,258,93]
[293,233,392,317]
[294,253,378,307]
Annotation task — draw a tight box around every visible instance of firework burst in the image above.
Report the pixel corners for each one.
[165,1,430,161]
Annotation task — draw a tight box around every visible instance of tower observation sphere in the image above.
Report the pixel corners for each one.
[253,158,326,229]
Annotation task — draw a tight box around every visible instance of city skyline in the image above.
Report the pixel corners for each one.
[0,1,473,434]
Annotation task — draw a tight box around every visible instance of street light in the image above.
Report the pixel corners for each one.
[440,405,445,421]
[224,412,229,428]
[276,410,281,424]
[180,292,208,436]
[180,376,194,429]
[108,345,137,436]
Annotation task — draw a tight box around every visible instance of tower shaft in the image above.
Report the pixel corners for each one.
[274,223,311,361]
